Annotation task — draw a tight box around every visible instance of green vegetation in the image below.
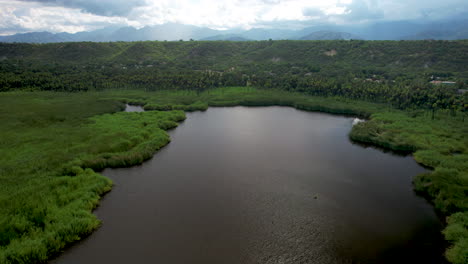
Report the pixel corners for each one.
[1,41,467,77]
[94,88,468,264]
[0,40,467,263]
[0,87,466,263]
[0,92,185,263]
[0,41,467,116]
[349,109,467,264]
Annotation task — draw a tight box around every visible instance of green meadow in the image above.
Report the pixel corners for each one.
[0,87,467,264]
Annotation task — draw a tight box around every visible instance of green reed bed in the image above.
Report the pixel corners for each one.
[0,92,185,263]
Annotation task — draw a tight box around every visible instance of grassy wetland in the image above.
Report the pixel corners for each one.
[0,92,185,263]
[0,87,466,263]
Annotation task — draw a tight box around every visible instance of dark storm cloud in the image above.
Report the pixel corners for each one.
[17,0,147,16]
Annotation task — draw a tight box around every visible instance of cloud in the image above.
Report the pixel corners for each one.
[1,0,468,35]
[337,0,384,22]
[302,8,325,18]
[0,0,128,35]
[16,0,147,16]
[260,0,282,4]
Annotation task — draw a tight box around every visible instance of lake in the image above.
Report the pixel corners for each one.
[52,106,444,264]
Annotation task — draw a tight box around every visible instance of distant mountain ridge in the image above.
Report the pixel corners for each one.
[200,35,251,41]
[0,24,220,43]
[400,29,468,40]
[1,18,467,43]
[300,31,362,40]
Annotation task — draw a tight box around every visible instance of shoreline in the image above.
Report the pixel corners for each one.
[0,89,465,264]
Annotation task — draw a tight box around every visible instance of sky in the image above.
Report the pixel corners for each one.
[0,0,467,35]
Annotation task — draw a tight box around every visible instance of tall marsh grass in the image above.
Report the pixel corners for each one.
[0,92,185,263]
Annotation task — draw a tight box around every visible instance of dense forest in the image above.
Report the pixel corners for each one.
[1,40,467,114]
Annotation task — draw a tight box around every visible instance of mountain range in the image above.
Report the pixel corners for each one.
[0,18,467,43]
[299,31,362,40]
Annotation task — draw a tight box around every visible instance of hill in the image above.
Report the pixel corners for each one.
[200,35,251,41]
[1,18,468,43]
[400,29,468,40]
[1,40,466,76]
[300,31,362,40]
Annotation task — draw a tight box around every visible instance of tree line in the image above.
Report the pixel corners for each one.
[0,40,466,115]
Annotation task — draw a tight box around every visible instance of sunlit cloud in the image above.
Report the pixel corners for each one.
[0,0,467,35]
[0,0,129,35]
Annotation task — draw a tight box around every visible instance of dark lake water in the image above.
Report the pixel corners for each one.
[52,106,445,264]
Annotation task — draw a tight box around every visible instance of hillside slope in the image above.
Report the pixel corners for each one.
[1,40,467,75]
[300,31,362,40]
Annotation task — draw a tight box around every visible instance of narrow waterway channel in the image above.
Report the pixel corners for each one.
[52,106,445,264]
